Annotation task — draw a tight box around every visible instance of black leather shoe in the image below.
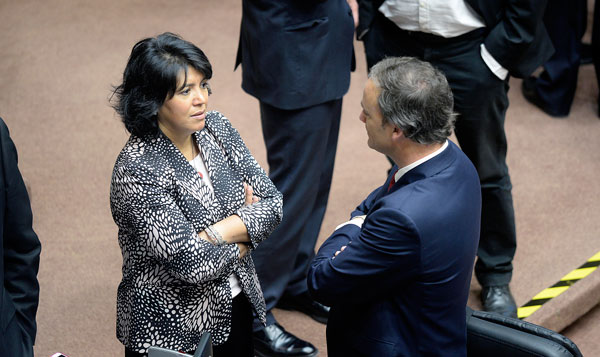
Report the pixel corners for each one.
[521,76,568,118]
[276,291,330,324]
[253,323,318,357]
[481,285,518,318]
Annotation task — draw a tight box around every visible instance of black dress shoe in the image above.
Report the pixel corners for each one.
[276,291,330,324]
[481,285,518,318]
[521,76,568,118]
[253,323,318,357]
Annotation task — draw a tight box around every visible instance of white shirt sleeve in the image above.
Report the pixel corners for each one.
[334,215,366,231]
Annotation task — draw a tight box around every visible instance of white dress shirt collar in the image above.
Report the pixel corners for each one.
[395,140,449,182]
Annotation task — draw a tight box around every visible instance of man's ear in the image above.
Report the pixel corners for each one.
[391,125,404,142]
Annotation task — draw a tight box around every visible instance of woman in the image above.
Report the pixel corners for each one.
[110,32,282,356]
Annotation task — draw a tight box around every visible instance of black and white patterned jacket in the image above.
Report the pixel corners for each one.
[110,111,282,353]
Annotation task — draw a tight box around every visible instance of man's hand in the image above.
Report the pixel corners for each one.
[333,245,347,259]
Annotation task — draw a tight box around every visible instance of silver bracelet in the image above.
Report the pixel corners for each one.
[202,232,217,245]
[206,225,225,246]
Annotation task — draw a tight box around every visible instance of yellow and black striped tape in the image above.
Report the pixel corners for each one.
[517,251,600,319]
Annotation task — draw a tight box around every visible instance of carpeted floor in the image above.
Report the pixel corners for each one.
[1,0,599,356]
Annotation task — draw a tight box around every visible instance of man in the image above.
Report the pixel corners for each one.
[356,0,554,317]
[235,1,356,356]
[0,117,41,357]
[308,57,481,356]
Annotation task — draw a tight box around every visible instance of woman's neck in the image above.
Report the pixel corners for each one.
[159,125,197,161]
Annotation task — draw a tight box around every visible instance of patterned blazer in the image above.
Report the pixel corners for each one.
[110,111,282,353]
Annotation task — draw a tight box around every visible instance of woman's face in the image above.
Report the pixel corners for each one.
[157,66,210,141]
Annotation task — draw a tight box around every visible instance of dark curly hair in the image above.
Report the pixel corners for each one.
[111,32,213,137]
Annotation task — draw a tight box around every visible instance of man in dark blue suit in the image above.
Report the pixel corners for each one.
[0,117,41,357]
[356,0,553,318]
[235,1,356,356]
[308,57,481,356]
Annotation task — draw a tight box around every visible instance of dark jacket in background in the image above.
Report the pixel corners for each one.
[0,117,41,357]
[236,0,355,110]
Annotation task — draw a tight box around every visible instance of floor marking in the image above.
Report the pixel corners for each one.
[517,250,600,319]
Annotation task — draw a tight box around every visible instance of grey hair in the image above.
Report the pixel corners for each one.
[368,57,456,145]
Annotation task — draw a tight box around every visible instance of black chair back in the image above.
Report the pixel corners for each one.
[466,307,582,357]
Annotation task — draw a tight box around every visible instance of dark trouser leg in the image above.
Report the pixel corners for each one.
[535,0,587,116]
[287,103,341,294]
[430,40,515,287]
[213,294,254,357]
[1,313,32,357]
[252,99,342,329]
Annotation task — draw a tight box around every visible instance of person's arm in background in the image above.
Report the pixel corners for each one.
[1,117,41,351]
[479,0,551,78]
[356,0,386,40]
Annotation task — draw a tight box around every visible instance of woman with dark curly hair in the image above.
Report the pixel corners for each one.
[109,32,282,357]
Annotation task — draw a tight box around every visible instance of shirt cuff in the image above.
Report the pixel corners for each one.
[480,44,508,80]
[335,216,365,230]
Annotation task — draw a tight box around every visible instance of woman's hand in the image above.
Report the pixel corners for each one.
[244,183,260,206]
[195,183,258,247]
[237,243,249,258]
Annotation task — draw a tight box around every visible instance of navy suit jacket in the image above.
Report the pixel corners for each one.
[236,0,355,110]
[308,141,481,356]
[0,117,41,356]
[357,0,553,78]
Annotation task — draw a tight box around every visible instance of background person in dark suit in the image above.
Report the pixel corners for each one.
[521,0,588,118]
[235,1,356,356]
[356,0,554,317]
[308,57,481,356]
[0,117,41,357]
